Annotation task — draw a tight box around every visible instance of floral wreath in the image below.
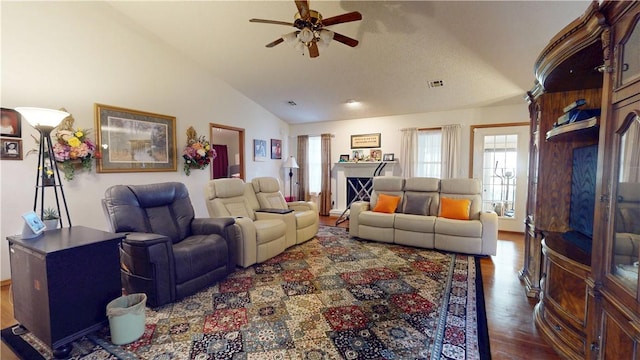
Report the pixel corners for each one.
[183,126,216,176]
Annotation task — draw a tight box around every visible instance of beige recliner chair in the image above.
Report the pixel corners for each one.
[252,177,319,245]
[204,178,287,267]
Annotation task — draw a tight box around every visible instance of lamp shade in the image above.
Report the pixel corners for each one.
[282,31,298,44]
[15,107,69,129]
[283,156,299,169]
[297,27,315,43]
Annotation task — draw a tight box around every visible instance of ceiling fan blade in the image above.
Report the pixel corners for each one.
[250,19,295,27]
[266,38,285,48]
[308,41,319,58]
[295,0,310,20]
[333,32,359,47]
[322,11,362,27]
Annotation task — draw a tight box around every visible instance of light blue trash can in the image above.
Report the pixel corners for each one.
[106,293,147,345]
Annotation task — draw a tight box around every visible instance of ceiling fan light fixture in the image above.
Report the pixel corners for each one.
[282,31,298,44]
[319,29,334,43]
[298,27,315,43]
[294,41,306,53]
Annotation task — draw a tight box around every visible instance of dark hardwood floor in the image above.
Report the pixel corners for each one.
[1,217,560,359]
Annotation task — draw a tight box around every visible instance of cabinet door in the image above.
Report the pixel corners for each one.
[606,8,640,298]
[607,100,640,299]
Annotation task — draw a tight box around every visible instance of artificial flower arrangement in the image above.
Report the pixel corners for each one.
[183,126,216,176]
[51,114,100,180]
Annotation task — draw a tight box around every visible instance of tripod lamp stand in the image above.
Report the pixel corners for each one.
[16,107,72,228]
[282,156,299,202]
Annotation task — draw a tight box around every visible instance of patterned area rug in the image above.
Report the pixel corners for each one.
[2,226,490,359]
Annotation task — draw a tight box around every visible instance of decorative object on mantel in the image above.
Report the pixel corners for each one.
[15,107,72,227]
[52,110,100,180]
[183,126,216,176]
[383,153,394,161]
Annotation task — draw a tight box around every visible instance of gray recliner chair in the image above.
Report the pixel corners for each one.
[103,182,238,308]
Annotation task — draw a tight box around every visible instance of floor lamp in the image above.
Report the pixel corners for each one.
[16,107,72,227]
[282,156,299,202]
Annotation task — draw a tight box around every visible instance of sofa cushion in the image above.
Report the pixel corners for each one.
[173,234,227,284]
[206,178,246,199]
[404,177,439,192]
[395,214,436,233]
[435,218,482,238]
[440,197,471,220]
[403,193,432,216]
[359,211,395,228]
[373,194,401,214]
[295,210,317,228]
[254,219,287,245]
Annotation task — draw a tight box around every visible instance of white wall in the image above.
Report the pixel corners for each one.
[0,2,288,280]
[289,103,529,209]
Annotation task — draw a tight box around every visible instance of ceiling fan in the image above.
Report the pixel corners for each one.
[250,0,362,58]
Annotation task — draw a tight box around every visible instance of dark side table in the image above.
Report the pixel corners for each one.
[7,226,123,358]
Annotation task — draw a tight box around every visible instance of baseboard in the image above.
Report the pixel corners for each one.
[1,279,11,288]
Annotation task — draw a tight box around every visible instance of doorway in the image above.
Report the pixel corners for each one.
[471,123,529,232]
[209,123,245,180]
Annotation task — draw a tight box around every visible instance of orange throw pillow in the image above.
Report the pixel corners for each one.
[440,197,471,220]
[372,194,401,214]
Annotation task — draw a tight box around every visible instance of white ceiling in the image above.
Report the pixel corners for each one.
[107,1,590,124]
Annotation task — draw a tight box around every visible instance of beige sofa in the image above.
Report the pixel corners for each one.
[349,176,498,256]
[252,177,319,246]
[204,177,319,267]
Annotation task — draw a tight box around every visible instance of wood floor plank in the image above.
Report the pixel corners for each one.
[0,217,560,359]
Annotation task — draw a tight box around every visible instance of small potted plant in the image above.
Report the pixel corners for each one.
[42,207,60,230]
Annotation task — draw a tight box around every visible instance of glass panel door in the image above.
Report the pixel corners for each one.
[473,125,529,232]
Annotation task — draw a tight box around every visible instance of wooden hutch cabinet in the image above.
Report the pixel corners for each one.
[523,1,640,359]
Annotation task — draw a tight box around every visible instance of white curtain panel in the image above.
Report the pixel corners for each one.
[400,128,418,178]
[441,124,461,179]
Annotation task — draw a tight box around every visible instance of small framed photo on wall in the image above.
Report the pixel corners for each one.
[1,138,23,160]
[1,108,22,138]
[254,139,268,161]
[271,139,282,160]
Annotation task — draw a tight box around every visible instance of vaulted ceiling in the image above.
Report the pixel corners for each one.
[108,1,590,124]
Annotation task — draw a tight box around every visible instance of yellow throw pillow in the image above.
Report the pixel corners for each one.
[372,194,401,214]
[439,197,471,220]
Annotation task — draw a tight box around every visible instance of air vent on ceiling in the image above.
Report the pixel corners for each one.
[428,80,444,88]
[287,100,297,106]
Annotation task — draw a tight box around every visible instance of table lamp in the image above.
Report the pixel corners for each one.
[15,107,72,227]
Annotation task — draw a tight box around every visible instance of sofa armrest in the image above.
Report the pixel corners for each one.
[255,211,296,247]
[120,232,175,307]
[191,217,235,236]
[288,201,318,213]
[349,201,370,238]
[479,211,498,256]
[192,217,237,273]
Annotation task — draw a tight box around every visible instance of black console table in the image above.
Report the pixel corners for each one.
[7,226,123,358]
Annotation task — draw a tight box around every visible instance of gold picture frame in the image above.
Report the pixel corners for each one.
[351,133,381,149]
[95,104,177,173]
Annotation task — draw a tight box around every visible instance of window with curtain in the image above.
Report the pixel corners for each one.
[308,135,321,194]
[417,129,442,178]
